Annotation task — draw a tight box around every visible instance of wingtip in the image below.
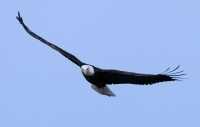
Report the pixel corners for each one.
[18,11,20,16]
[161,65,187,82]
[16,11,24,24]
[16,11,20,19]
[162,65,180,74]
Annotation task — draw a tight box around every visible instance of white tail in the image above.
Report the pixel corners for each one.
[91,85,116,97]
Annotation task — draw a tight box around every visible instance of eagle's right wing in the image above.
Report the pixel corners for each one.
[16,12,85,67]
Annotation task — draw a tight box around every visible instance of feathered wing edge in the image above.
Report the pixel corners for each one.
[160,65,186,81]
[16,12,85,67]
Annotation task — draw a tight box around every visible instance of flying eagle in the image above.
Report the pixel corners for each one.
[16,12,185,96]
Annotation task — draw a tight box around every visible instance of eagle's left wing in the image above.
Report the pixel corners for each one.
[98,66,185,85]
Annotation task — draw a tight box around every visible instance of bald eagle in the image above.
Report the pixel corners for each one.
[16,12,185,96]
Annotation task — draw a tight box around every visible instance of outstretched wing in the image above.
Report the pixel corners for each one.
[16,12,85,67]
[98,66,185,85]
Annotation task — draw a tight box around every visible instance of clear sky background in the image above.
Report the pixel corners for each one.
[0,0,199,127]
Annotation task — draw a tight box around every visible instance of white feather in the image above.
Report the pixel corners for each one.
[91,85,116,97]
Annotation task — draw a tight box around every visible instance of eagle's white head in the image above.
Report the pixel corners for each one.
[81,65,95,76]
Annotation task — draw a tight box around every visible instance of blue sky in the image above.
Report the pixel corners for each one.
[0,0,199,126]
